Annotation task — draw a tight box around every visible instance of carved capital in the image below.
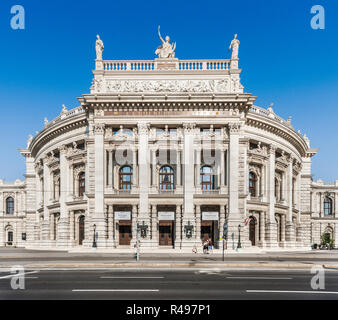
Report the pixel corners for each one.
[183,122,196,134]
[137,122,150,135]
[94,123,105,135]
[268,144,277,155]
[228,122,242,134]
[59,145,68,155]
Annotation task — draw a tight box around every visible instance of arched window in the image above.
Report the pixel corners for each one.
[78,172,85,196]
[324,197,333,215]
[159,166,174,191]
[6,197,14,214]
[119,166,132,191]
[200,166,214,191]
[249,172,257,197]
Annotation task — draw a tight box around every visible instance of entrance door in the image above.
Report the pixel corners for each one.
[159,221,174,246]
[79,216,85,245]
[119,221,132,245]
[201,221,214,245]
[249,217,256,246]
[7,231,13,246]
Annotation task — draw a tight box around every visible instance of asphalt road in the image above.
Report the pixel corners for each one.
[1,269,338,300]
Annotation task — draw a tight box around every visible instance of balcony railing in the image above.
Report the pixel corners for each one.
[102,59,231,72]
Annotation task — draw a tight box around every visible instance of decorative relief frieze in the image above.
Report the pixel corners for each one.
[90,78,244,94]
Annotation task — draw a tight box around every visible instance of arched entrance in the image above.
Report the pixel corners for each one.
[249,216,257,246]
[5,225,14,246]
[79,216,85,245]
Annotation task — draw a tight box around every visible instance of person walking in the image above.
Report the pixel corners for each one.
[203,240,208,254]
[208,238,213,254]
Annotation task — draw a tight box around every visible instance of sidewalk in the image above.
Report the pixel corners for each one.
[67,246,312,254]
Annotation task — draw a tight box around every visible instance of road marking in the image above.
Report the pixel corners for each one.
[100,276,164,279]
[227,277,292,280]
[72,289,159,292]
[0,271,38,280]
[247,290,338,294]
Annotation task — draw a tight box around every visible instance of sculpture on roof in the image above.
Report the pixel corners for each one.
[95,35,104,60]
[155,26,176,59]
[229,34,240,60]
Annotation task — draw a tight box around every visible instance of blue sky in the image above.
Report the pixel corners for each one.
[0,0,337,182]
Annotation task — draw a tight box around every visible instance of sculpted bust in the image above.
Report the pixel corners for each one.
[155,26,176,59]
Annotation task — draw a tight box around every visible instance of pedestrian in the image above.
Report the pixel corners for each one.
[208,238,213,254]
[203,240,208,254]
[192,244,198,254]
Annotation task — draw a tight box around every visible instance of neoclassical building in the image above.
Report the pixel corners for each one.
[0,32,337,250]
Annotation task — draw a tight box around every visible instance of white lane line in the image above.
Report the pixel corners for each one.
[227,277,293,280]
[72,289,159,292]
[247,290,338,294]
[100,276,164,279]
[0,271,39,280]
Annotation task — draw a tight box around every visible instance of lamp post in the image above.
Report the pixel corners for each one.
[237,224,242,249]
[92,224,97,248]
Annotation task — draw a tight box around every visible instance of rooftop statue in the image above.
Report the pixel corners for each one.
[229,34,240,60]
[95,34,104,60]
[155,26,176,59]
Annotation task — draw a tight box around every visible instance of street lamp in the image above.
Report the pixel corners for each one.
[237,224,242,249]
[92,224,97,248]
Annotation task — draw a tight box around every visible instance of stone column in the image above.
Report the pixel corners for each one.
[132,148,137,187]
[259,211,266,247]
[266,144,278,247]
[175,205,181,249]
[108,205,114,246]
[280,214,286,246]
[138,122,151,246]
[58,145,69,247]
[219,205,225,248]
[196,205,201,243]
[182,123,196,247]
[108,150,113,187]
[42,158,50,244]
[93,123,107,247]
[286,157,295,246]
[151,205,158,247]
[220,147,225,191]
[131,205,138,246]
[176,149,181,187]
[152,149,157,188]
[196,147,201,190]
[69,210,74,245]
[227,122,242,248]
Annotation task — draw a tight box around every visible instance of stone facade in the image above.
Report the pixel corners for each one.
[0,34,337,250]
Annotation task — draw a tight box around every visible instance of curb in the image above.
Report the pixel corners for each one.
[1,263,338,270]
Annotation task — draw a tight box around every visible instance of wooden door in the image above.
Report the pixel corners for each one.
[79,216,85,245]
[249,218,256,246]
[159,221,173,246]
[119,221,132,245]
[201,221,213,245]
